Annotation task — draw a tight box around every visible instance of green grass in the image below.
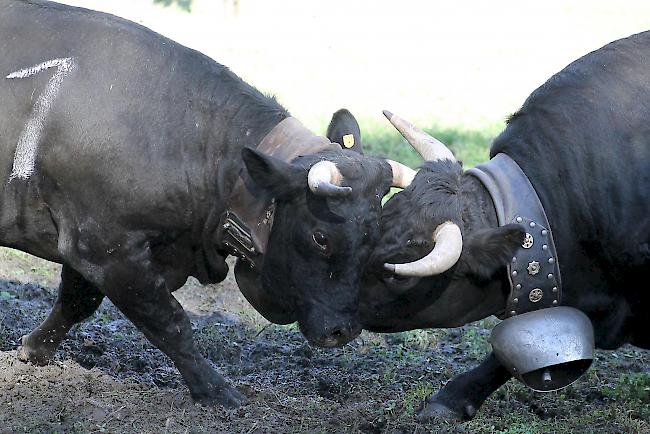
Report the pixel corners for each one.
[153,0,192,11]
[0,247,60,288]
[602,372,650,419]
[361,119,504,169]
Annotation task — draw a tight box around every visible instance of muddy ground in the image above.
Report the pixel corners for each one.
[0,248,648,433]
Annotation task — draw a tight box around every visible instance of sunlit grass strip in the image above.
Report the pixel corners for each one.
[360,120,505,169]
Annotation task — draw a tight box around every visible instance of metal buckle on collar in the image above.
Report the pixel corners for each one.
[218,210,260,265]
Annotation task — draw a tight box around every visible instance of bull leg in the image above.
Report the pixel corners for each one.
[418,351,512,421]
[18,265,104,365]
[104,280,244,408]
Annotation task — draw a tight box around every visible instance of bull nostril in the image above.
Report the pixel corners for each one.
[330,328,344,338]
[311,323,360,348]
[327,324,355,343]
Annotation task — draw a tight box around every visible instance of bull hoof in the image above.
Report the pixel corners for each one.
[17,335,56,366]
[193,384,246,409]
[416,395,477,422]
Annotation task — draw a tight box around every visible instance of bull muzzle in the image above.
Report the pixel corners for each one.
[299,314,362,348]
[310,323,362,348]
[489,306,594,392]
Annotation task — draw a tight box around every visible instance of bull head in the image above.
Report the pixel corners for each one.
[360,114,525,332]
[381,110,463,277]
[237,110,415,348]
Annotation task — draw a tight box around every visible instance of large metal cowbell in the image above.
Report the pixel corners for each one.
[489,306,594,391]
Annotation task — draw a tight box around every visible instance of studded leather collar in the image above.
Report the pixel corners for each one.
[467,153,562,319]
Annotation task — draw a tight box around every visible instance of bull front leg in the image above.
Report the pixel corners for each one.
[418,351,512,421]
[102,270,245,408]
[18,265,104,365]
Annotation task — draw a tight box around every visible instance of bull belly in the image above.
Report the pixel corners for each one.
[0,187,61,263]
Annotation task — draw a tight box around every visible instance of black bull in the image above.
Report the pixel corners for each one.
[362,31,650,420]
[0,1,399,407]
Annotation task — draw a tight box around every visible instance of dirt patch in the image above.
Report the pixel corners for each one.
[0,250,648,433]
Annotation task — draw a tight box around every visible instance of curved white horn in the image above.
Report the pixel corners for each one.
[308,160,352,197]
[383,110,456,162]
[384,221,463,277]
[387,160,416,188]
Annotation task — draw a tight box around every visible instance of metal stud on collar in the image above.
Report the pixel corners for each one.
[522,233,534,249]
[529,288,543,303]
[527,261,540,275]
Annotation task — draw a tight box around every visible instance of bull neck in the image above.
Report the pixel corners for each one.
[459,170,500,235]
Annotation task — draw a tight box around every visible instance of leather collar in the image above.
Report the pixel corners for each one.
[217,117,341,269]
[467,153,562,319]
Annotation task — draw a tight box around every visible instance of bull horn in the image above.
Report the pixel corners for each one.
[387,160,416,188]
[308,160,352,197]
[383,110,456,162]
[384,221,462,277]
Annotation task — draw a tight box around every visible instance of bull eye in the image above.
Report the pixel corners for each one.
[312,231,328,251]
[382,273,419,288]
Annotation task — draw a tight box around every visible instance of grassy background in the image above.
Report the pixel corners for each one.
[57,0,650,167]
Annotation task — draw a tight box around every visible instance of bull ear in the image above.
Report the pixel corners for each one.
[242,148,304,199]
[458,224,526,280]
[326,108,363,153]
